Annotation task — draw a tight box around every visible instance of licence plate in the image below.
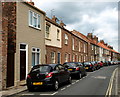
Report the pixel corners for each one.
[85,67,88,69]
[33,82,43,85]
[68,69,73,71]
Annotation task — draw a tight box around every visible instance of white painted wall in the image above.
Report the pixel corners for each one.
[45,21,62,48]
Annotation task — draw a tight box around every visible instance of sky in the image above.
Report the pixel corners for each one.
[30,0,119,52]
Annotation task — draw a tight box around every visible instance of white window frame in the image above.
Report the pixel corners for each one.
[79,41,81,52]
[46,25,50,38]
[72,54,75,62]
[84,44,86,53]
[32,47,40,66]
[29,10,41,29]
[20,43,28,78]
[72,38,75,50]
[65,34,68,44]
[57,29,60,40]
[65,53,68,62]
[51,52,55,63]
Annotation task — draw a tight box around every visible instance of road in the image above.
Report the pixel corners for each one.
[11,65,118,96]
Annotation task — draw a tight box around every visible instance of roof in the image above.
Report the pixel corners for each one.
[23,1,46,15]
[97,42,119,54]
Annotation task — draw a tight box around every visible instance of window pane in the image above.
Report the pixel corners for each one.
[20,44,26,49]
[32,53,35,66]
[33,17,37,27]
[37,53,39,64]
[38,15,40,28]
[29,11,32,25]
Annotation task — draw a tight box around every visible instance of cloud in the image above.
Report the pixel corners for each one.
[32,1,118,51]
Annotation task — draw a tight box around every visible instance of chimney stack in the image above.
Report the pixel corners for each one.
[52,15,59,23]
[93,35,98,43]
[87,33,93,39]
[100,40,104,44]
[60,20,66,27]
[28,0,34,5]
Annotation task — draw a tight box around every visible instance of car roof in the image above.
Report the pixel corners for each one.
[33,64,60,68]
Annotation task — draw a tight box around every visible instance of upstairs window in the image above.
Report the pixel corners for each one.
[29,10,40,29]
[57,29,60,40]
[72,38,75,50]
[79,42,81,52]
[46,25,50,38]
[84,44,86,53]
[65,34,68,44]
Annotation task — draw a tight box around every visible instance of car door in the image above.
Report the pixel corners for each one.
[78,63,85,75]
[58,64,68,82]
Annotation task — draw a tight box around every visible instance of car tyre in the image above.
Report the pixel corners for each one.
[27,86,34,92]
[53,80,59,91]
[78,73,82,79]
[67,76,72,84]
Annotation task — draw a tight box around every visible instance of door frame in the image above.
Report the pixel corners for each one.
[20,43,28,79]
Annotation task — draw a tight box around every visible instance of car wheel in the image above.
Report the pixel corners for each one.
[84,72,87,76]
[78,73,82,79]
[67,76,72,84]
[53,80,59,91]
[27,86,34,92]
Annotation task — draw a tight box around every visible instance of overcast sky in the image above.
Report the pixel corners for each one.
[31,0,118,52]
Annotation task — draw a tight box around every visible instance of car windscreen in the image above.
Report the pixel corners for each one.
[84,62,90,65]
[64,63,79,67]
[31,66,51,73]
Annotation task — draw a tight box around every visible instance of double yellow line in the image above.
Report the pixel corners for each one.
[105,68,118,97]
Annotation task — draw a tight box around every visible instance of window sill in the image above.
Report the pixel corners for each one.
[57,39,60,41]
[45,38,51,41]
[65,43,68,46]
[29,25,41,31]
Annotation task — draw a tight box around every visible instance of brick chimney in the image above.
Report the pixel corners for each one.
[29,0,34,5]
[60,20,66,27]
[93,35,98,43]
[100,40,104,44]
[52,15,59,22]
[87,33,93,39]
[104,43,108,46]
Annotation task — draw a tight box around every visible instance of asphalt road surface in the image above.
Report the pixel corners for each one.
[11,65,118,96]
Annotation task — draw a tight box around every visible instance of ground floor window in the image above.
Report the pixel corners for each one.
[51,52,55,63]
[72,54,75,62]
[32,48,40,66]
[65,53,68,62]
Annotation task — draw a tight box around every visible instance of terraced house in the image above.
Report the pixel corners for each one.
[1,1,120,91]
[2,1,46,89]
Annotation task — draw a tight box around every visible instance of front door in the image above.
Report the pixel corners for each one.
[6,53,14,87]
[20,51,26,81]
[57,52,61,64]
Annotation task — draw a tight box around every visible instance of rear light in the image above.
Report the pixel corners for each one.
[90,64,93,67]
[27,75,31,79]
[76,67,80,71]
[46,72,53,78]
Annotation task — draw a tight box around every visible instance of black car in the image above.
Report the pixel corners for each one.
[83,62,96,71]
[63,62,87,79]
[26,64,72,91]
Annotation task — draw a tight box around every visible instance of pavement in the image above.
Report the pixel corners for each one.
[0,85,27,97]
[0,65,119,97]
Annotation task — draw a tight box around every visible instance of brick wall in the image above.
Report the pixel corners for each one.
[2,2,16,89]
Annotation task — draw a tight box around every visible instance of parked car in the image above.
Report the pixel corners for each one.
[26,64,72,91]
[91,61,99,70]
[63,62,87,79]
[83,62,96,71]
[97,61,103,68]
